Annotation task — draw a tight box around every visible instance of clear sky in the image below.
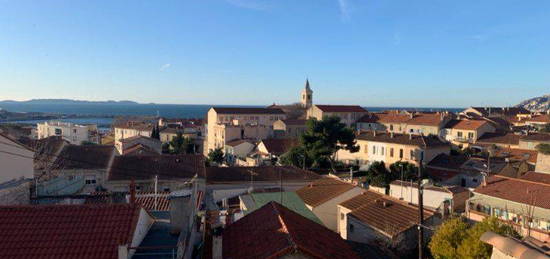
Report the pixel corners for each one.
[1,0,549,107]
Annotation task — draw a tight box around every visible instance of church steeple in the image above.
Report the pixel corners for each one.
[300,78,313,108]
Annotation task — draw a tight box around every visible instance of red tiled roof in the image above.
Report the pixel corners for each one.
[375,112,411,124]
[212,107,286,115]
[425,168,461,181]
[406,113,449,126]
[474,173,550,209]
[520,133,550,142]
[493,148,538,164]
[259,138,299,155]
[527,114,550,123]
[314,105,367,113]
[122,143,159,156]
[477,132,521,145]
[133,192,170,211]
[223,201,359,259]
[108,154,205,181]
[281,119,307,125]
[51,144,115,170]
[357,131,449,148]
[206,166,320,184]
[445,119,489,130]
[0,204,141,259]
[296,178,356,207]
[340,191,434,238]
[225,139,252,147]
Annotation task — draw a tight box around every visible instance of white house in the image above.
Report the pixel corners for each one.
[296,177,364,231]
[388,180,470,213]
[37,121,99,144]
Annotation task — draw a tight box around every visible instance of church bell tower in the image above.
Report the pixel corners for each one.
[300,79,313,108]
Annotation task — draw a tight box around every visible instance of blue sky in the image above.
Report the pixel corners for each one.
[0,0,549,107]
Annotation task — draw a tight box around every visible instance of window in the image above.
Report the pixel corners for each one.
[372,146,376,154]
[163,187,170,192]
[399,149,403,158]
[85,179,96,185]
[381,147,385,156]
[457,131,463,137]
[55,128,62,135]
[390,124,394,131]
[468,132,474,139]
[410,150,414,160]
[390,148,394,157]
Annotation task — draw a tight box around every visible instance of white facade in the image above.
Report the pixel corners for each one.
[0,134,34,183]
[37,121,99,145]
[114,126,152,145]
[306,187,364,231]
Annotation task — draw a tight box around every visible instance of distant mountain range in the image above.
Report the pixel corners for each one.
[0,99,140,105]
[516,94,550,112]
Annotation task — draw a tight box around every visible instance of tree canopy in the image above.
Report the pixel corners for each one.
[279,146,313,169]
[429,217,520,259]
[207,148,225,165]
[301,116,358,172]
[536,143,550,155]
[169,132,195,154]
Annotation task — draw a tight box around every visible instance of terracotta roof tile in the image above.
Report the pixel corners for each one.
[296,178,356,207]
[51,145,115,170]
[133,192,171,211]
[259,138,299,155]
[357,131,449,148]
[474,173,550,209]
[520,133,550,142]
[477,132,521,145]
[427,154,469,170]
[314,105,367,113]
[526,114,550,123]
[212,107,285,114]
[0,204,141,259]
[340,191,434,238]
[445,119,489,130]
[223,201,359,259]
[206,166,320,184]
[281,119,307,125]
[493,148,538,164]
[108,154,205,181]
[406,113,449,126]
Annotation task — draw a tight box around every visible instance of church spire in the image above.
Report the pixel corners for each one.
[305,78,311,90]
[300,78,313,108]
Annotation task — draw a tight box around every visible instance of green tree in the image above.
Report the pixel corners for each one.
[280,146,314,169]
[456,217,520,259]
[389,161,418,182]
[536,143,550,155]
[364,161,391,187]
[169,132,195,154]
[301,116,358,172]
[151,125,160,140]
[207,148,225,165]
[429,217,469,259]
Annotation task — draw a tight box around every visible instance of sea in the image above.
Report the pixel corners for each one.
[0,102,463,129]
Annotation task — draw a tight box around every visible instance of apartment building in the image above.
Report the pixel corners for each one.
[205,107,286,154]
[336,131,450,169]
[357,111,453,136]
[306,105,368,127]
[113,121,154,145]
[467,172,550,242]
[37,121,99,144]
[273,119,307,138]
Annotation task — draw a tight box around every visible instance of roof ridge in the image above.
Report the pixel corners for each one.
[271,202,298,251]
[494,174,550,187]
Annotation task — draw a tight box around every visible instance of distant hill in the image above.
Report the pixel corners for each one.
[0,99,140,105]
[516,94,550,112]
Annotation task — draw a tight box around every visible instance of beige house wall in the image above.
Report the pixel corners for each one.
[308,187,364,231]
[206,108,284,153]
[535,153,550,174]
[337,205,353,238]
[114,127,151,144]
[306,106,367,127]
[0,135,34,183]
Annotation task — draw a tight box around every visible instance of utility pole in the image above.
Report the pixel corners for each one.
[417,158,424,259]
